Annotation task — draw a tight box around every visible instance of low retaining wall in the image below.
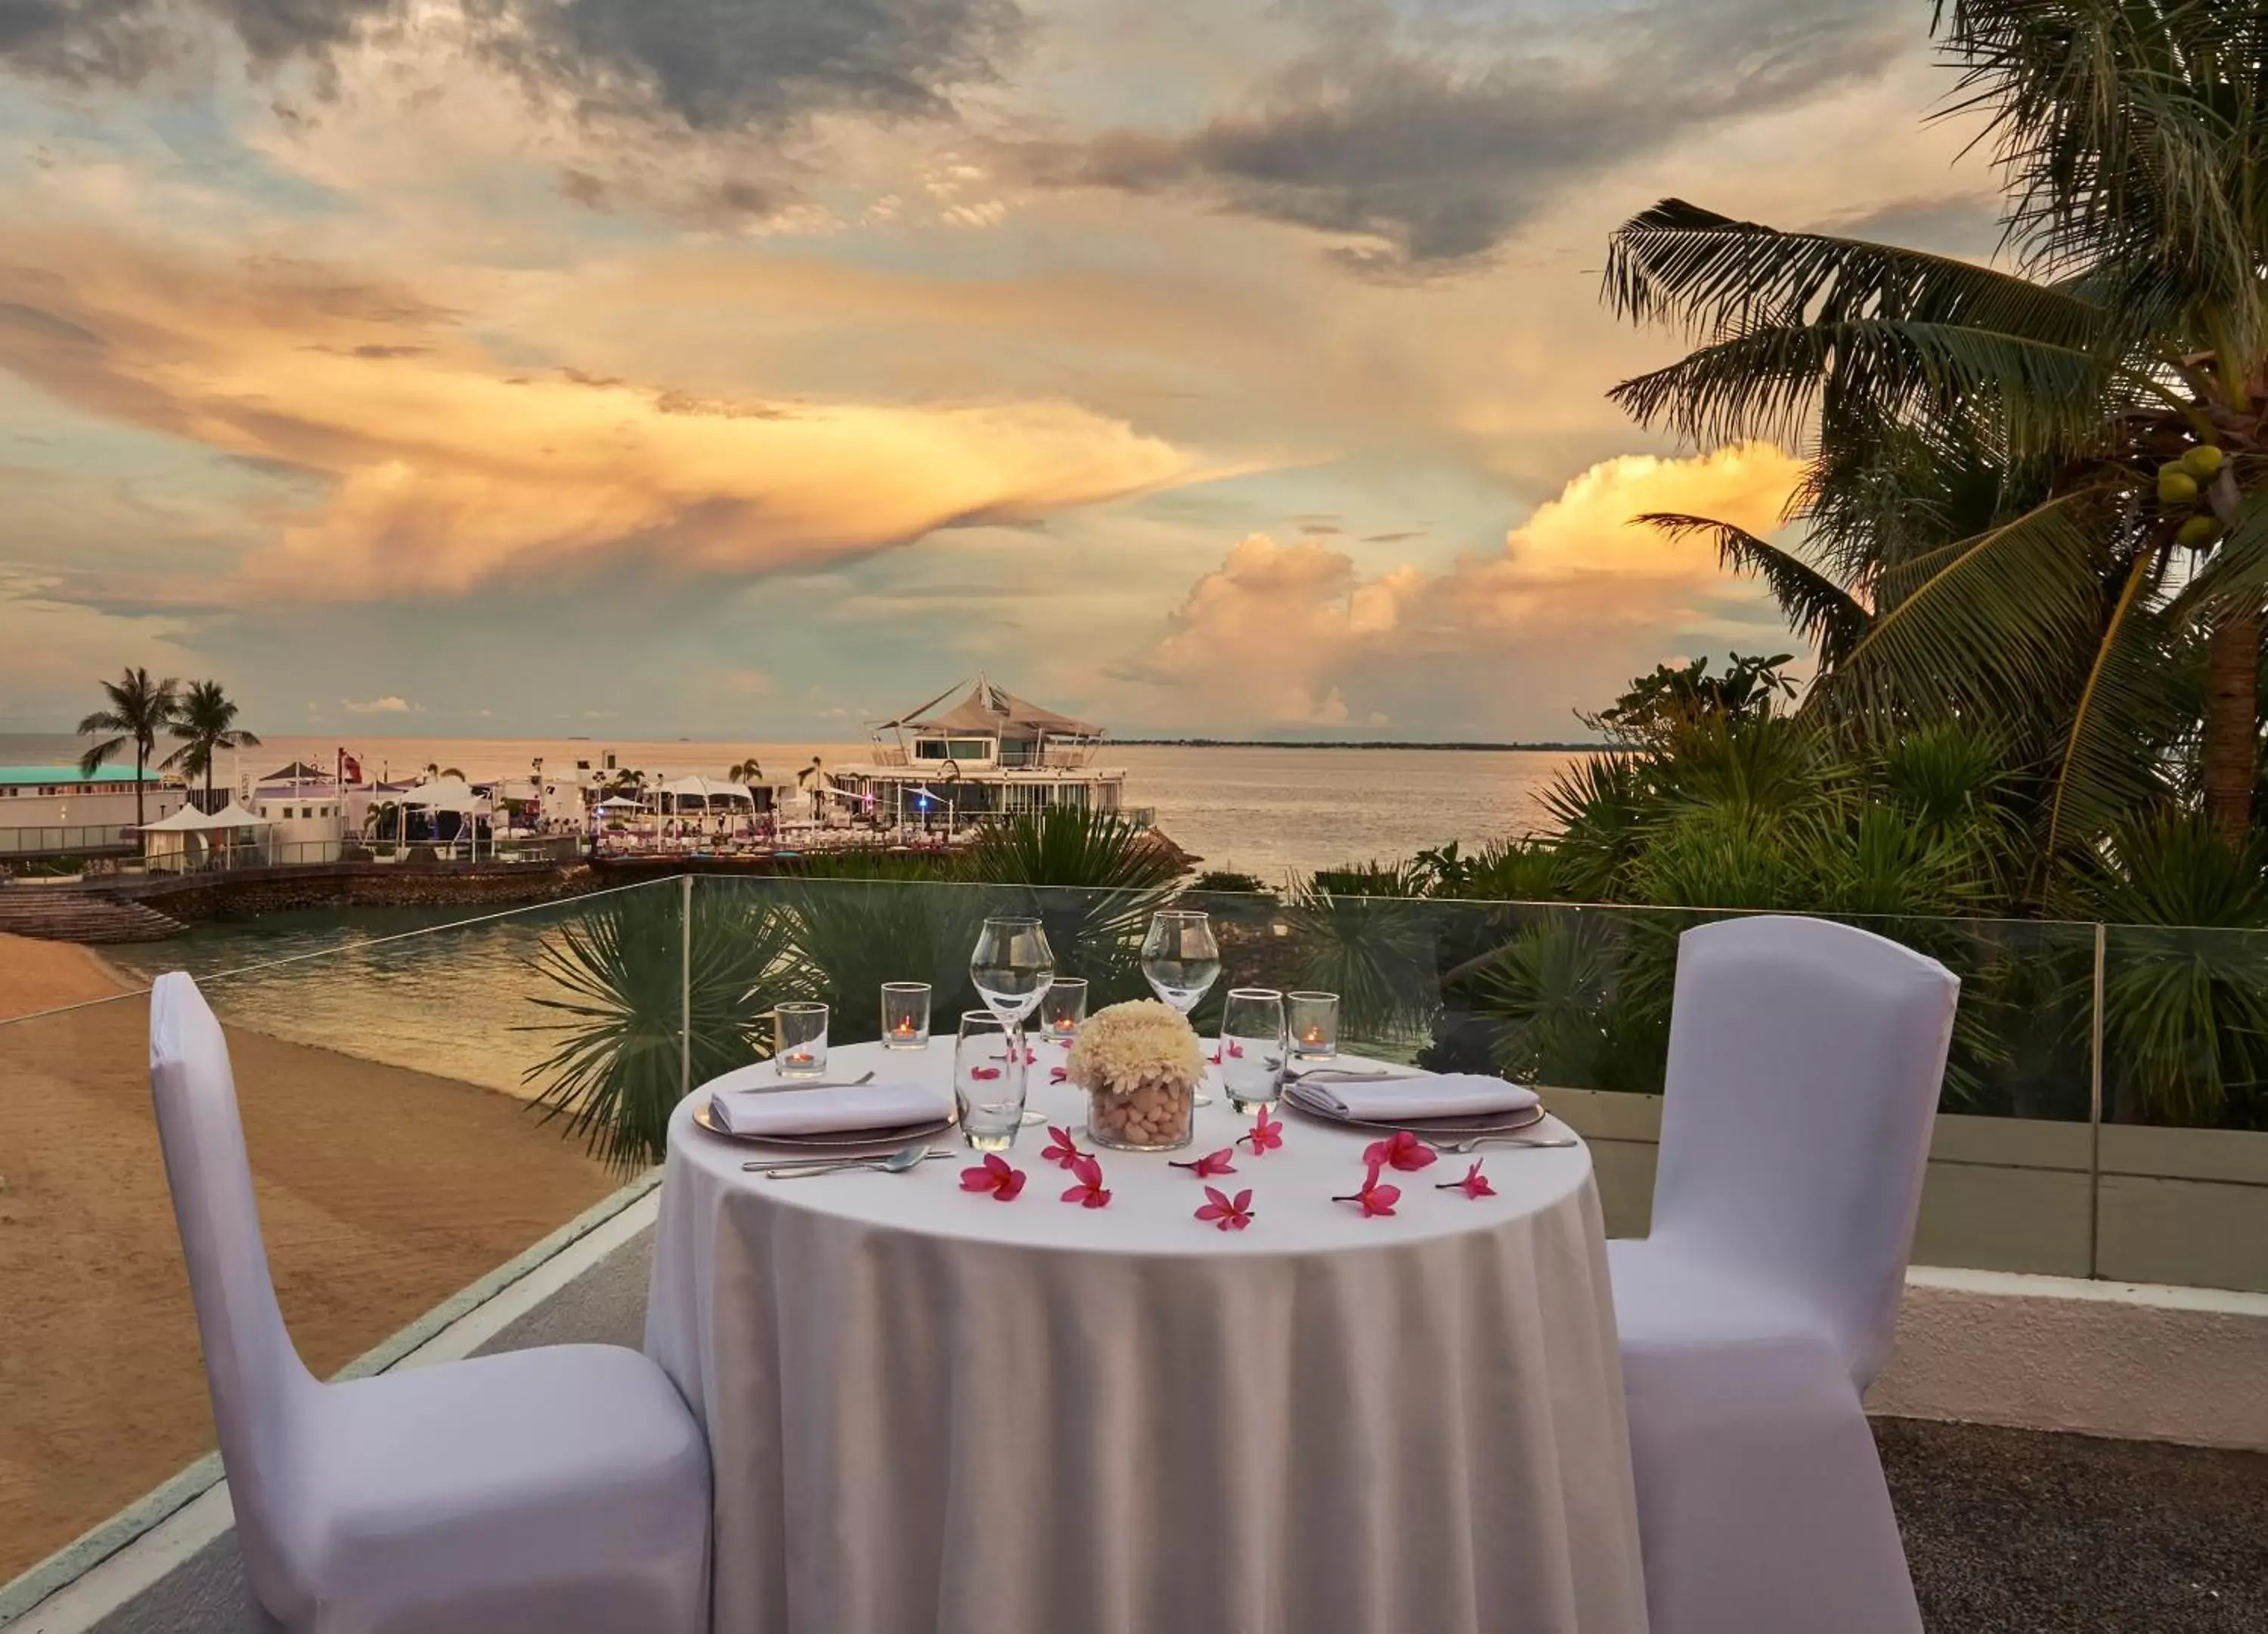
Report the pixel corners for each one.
[1545,1088,2268,1294]
[118,862,599,919]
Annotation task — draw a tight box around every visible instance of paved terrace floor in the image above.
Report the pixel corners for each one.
[1881,1418,2268,1632]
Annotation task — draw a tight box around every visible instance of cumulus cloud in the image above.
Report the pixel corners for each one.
[1121,443,1808,732]
[0,231,1199,599]
[1018,0,1907,274]
[343,694,416,713]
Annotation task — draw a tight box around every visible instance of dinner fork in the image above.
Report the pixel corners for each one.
[1424,1134,1581,1154]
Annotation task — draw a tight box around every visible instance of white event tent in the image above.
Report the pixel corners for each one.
[373,778,491,858]
[141,800,273,870]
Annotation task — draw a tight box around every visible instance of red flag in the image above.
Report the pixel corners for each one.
[340,751,363,784]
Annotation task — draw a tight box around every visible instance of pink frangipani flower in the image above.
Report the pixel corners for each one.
[1195,1186,1255,1230]
[1049,1066,1068,1084]
[1170,1147,1238,1178]
[970,1066,1002,1082]
[958,1153,1027,1201]
[1438,1159,1495,1199]
[1241,1105,1284,1156]
[1041,1125,1084,1169]
[1334,1159,1402,1218]
[1362,1129,1438,1173]
[1060,1153,1111,1209]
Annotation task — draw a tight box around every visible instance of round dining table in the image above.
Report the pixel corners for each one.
[645,1037,1650,1634]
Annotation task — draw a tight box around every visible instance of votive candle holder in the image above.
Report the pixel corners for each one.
[881,982,931,1051]
[774,1001,829,1079]
[1288,991,1339,1061]
[1040,976,1089,1043]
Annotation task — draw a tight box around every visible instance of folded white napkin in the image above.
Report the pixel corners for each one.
[705,1066,950,1137]
[1304,1071,1539,1122]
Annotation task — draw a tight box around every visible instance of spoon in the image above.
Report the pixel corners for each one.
[751,1142,946,1178]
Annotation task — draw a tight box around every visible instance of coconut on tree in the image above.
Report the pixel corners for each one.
[1603,0,2268,877]
[163,680,262,809]
[76,667,181,833]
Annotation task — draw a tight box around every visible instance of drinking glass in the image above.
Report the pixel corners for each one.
[1143,909,1222,1105]
[1040,976,1089,1044]
[881,982,931,1051]
[954,1012,1027,1151]
[1140,911,1222,1015]
[774,1001,829,1079]
[1219,989,1286,1113]
[971,915,1055,1123]
[1288,992,1340,1061]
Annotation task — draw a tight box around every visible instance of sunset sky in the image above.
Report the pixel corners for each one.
[0,0,2001,740]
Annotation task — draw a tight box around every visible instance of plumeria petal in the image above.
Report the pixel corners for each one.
[962,1153,1025,1200]
[1241,1106,1284,1156]
[1362,1130,1438,1173]
[1049,1066,1068,1084]
[1041,1125,1083,1169]
[971,1066,1002,1082]
[1437,1159,1497,1199]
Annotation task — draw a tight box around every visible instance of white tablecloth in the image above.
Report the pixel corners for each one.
[646,1039,1649,1634]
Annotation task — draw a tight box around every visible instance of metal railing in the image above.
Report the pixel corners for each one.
[0,825,139,859]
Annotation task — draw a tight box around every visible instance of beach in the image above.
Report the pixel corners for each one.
[0,936,618,1581]
[0,930,132,1020]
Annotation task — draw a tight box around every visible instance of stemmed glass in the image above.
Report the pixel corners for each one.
[970,915,1055,1124]
[1142,909,1222,1105]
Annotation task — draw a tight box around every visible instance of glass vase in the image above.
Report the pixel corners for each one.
[1086,1075,1196,1152]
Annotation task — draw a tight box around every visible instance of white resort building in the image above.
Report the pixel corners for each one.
[824,676,1131,830]
[0,765,183,856]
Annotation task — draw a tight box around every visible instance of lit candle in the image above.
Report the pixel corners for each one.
[787,1051,814,1068]
[1303,1027,1322,1045]
[894,1018,916,1038]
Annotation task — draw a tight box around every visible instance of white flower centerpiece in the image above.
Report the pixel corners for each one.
[1065,998,1204,1152]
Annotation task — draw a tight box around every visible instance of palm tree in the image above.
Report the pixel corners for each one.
[727,757,764,784]
[1603,1,2268,860]
[76,667,180,831]
[163,680,262,807]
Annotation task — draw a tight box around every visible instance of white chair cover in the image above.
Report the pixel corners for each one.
[1609,914,1958,1634]
[150,973,712,1634]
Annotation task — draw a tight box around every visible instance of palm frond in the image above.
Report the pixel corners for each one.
[1610,317,2115,456]
[1833,489,2118,718]
[1640,512,1870,666]
[2043,544,2188,859]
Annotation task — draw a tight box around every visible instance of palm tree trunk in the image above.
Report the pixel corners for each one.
[2203,602,2262,840]
[133,742,145,831]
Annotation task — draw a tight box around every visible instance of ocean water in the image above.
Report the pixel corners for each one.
[0,733,1584,884]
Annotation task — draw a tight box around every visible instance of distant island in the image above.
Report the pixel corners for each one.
[1114,738,1610,751]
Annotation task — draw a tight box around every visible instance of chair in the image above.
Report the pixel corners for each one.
[1608,915,1958,1634]
[148,973,711,1634]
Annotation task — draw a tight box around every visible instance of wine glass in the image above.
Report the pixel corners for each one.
[971,916,1055,1123]
[1142,909,1222,1104]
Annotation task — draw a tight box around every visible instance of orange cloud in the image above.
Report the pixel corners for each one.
[1126,443,1807,728]
[0,231,1198,600]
